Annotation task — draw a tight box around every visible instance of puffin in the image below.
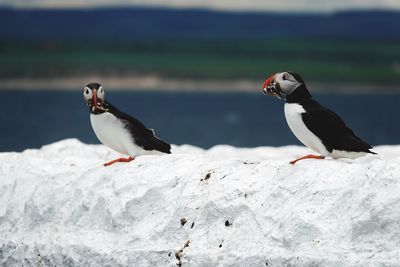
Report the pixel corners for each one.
[262,71,376,164]
[83,83,171,166]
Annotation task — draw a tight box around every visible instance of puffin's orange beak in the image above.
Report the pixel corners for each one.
[262,73,276,95]
[92,89,98,112]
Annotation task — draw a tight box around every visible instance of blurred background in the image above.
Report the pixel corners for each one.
[0,0,399,151]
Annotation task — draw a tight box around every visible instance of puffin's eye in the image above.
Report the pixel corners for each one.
[282,74,287,81]
[85,88,90,95]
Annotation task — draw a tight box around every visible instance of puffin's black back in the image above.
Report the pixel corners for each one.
[105,101,171,154]
[300,98,375,153]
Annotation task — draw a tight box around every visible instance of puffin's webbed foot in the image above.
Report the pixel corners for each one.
[290,154,325,165]
[104,156,135,166]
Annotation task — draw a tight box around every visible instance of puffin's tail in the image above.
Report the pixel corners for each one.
[342,135,377,155]
[151,136,172,154]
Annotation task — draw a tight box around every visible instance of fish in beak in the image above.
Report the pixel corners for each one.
[261,73,286,99]
[262,73,276,96]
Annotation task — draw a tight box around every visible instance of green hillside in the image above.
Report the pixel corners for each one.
[1,39,399,83]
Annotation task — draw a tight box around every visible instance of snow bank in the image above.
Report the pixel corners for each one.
[1,139,400,266]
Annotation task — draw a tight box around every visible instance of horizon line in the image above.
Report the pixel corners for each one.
[1,3,400,14]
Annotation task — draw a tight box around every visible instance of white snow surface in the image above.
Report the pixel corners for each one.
[1,139,400,266]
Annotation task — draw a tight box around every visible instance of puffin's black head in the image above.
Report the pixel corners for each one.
[83,82,106,113]
[262,71,311,102]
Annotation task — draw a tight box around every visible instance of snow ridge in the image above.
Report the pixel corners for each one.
[1,139,400,266]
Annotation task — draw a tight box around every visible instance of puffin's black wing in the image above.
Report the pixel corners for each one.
[105,101,171,154]
[301,99,375,153]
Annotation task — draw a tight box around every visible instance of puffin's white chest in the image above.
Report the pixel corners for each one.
[90,112,137,156]
[284,103,329,156]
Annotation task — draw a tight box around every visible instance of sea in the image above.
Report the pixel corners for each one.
[0,90,399,152]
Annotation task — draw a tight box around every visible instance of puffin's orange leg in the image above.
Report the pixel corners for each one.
[104,156,135,167]
[290,154,325,165]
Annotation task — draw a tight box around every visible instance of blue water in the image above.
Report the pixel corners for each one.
[0,90,398,152]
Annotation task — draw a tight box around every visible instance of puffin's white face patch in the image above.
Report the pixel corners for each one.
[83,87,93,101]
[275,72,301,95]
[97,86,105,101]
